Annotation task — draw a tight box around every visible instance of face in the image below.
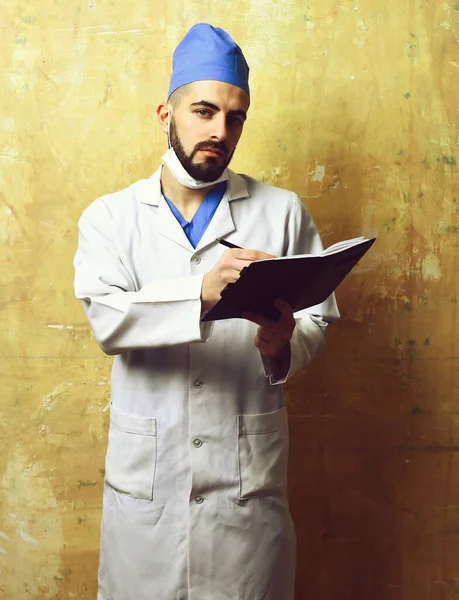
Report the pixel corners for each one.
[166,80,250,182]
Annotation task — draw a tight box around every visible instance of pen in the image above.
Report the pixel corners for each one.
[217,238,243,250]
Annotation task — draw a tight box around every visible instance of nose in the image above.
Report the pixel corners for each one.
[210,113,228,142]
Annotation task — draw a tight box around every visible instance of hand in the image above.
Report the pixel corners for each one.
[201,248,275,312]
[242,299,296,358]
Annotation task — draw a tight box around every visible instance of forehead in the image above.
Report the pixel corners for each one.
[180,80,250,112]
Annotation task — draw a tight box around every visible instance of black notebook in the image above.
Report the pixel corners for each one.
[201,237,376,322]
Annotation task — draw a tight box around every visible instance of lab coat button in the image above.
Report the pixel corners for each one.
[193,438,203,448]
[193,380,203,389]
[193,255,201,264]
[195,496,204,504]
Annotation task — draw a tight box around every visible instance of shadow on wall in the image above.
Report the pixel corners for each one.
[285,147,407,600]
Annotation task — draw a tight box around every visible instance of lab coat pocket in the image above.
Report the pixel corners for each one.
[237,406,288,500]
[105,405,157,501]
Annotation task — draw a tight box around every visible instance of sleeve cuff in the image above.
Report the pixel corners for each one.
[261,344,292,386]
[261,315,327,385]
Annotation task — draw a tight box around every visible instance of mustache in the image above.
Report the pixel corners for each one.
[193,141,229,157]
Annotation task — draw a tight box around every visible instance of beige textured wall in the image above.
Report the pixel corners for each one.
[1,1,457,599]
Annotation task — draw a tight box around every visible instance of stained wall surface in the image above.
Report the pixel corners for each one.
[1,1,458,599]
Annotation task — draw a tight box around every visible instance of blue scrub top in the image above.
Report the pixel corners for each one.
[164,181,227,248]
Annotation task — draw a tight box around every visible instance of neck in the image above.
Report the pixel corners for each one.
[161,164,215,208]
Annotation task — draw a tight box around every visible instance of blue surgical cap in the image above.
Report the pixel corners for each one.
[167,24,250,99]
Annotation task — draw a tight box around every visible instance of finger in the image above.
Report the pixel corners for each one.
[254,330,270,351]
[254,335,282,357]
[244,302,291,326]
[223,253,275,277]
[219,269,241,286]
[232,249,276,262]
[257,327,282,345]
[246,316,293,346]
[274,298,292,314]
[232,258,257,271]
[274,299,296,329]
[221,257,255,276]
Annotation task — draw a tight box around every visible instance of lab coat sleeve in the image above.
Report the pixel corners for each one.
[262,193,340,385]
[73,201,214,355]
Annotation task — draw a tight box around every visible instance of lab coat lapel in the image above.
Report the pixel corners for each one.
[138,167,194,253]
[195,170,250,253]
[155,199,195,252]
[195,195,235,252]
[138,167,250,254]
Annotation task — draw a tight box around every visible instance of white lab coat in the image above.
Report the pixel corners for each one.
[73,166,339,600]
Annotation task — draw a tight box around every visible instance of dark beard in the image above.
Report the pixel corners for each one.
[169,117,235,183]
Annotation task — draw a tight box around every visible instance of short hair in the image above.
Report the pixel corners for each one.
[168,83,192,109]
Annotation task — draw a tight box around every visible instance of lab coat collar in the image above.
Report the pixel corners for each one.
[136,166,250,253]
[137,165,250,207]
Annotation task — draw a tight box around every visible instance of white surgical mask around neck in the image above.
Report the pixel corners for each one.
[161,105,229,190]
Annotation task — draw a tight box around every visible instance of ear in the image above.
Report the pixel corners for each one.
[156,103,170,134]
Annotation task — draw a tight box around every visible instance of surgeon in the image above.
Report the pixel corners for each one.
[74,23,339,600]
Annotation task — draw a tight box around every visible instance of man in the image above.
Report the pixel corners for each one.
[74,23,339,600]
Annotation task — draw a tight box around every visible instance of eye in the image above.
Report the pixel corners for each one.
[196,109,211,117]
